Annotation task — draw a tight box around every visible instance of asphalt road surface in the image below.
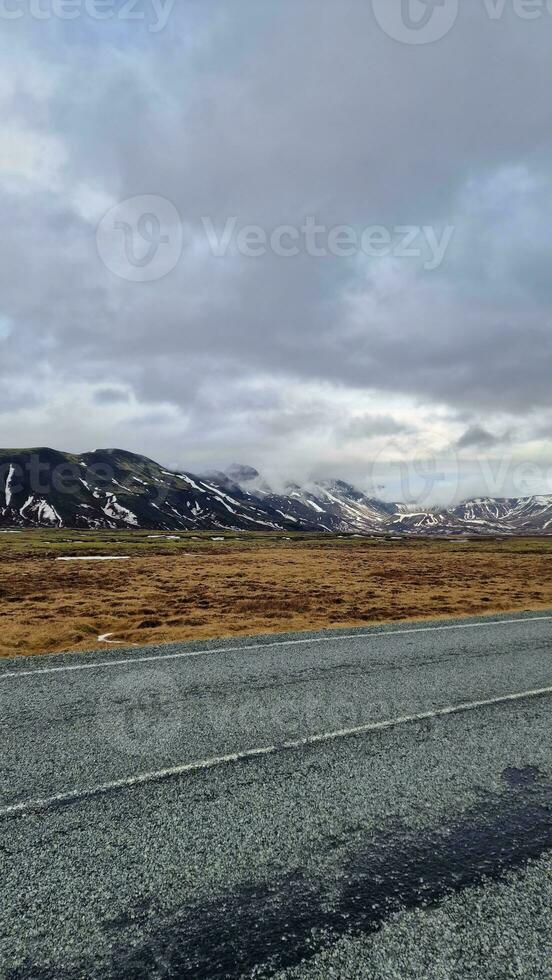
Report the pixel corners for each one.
[1,611,551,979]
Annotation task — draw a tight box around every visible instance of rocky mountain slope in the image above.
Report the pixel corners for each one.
[1,448,551,535]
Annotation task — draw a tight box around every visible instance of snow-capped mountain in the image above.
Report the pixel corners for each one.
[383,496,552,535]
[259,480,395,533]
[1,448,552,535]
[0,449,319,533]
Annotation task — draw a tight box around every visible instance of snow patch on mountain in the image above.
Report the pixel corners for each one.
[1,449,552,535]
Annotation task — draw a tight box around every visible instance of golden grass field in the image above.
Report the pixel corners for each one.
[1,530,551,658]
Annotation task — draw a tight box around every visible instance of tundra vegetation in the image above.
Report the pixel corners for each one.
[0,531,551,658]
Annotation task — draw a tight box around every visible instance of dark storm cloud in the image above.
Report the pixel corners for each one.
[456,425,502,450]
[1,0,552,479]
[93,387,131,404]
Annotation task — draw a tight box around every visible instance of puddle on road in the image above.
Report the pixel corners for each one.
[109,766,552,980]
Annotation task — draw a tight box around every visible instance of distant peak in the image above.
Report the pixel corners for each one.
[225,463,260,484]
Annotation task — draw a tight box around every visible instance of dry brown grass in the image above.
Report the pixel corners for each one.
[1,534,552,658]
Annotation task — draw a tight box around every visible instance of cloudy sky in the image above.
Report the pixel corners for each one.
[1,0,552,502]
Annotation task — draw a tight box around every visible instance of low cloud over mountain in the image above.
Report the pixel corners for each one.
[2,448,552,537]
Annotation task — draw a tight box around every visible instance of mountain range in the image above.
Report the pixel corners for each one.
[1,447,552,536]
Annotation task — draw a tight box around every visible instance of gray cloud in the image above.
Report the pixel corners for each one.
[456,425,502,450]
[93,387,131,404]
[1,2,552,493]
[340,415,415,442]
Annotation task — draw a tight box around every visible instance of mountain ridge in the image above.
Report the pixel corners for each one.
[1,448,551,536]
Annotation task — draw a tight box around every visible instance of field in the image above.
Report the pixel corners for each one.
[0,529,551,658]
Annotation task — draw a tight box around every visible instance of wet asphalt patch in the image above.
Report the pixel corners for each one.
[97,766,552,980]
[4,766,552,980]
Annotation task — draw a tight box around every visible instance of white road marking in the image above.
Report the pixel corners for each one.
[1,614,551,682]
[2,682,552,819]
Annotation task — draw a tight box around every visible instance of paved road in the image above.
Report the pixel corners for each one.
[1,612,551,978]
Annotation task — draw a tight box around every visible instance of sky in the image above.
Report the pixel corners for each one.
[1,0,552,504]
